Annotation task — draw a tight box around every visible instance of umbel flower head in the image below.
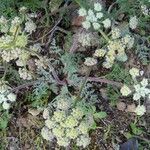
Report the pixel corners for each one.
[120,69,149,116]
[120,85,132,96]
[78,2,111,30]
[25,21,36,34]
[84,57,97,66]
[133,78,150,101]
[94,27,134,68]
[129,16,138,30]
[0,80,17,109]
[0,11,46,81]
[129,68,140,79]
[134,105,146,116]
[41,97,96,148]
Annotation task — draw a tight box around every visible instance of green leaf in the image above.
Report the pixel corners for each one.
[0,119,8,129]
[91,121,97,130]
[94,111,107,119]
[0,111,10,129]
[130,123,143,135]
[123,132,133,139]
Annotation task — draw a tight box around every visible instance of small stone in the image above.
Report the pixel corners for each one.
[27,59,36,71]
[125,103,136,113]
[100,88,108,100]
[117,102,126,111]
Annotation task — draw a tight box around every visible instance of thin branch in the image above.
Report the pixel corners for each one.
[108,2,117,14]
[74,67,92,105]
[33,17,62,43]
[51,70,66,85]
[10,81,38,92]
[99,29,110,42]
[45,17,62,48]
[11,74,122,93]
[87,77,123,87]
[69,39,79,53]
[11,71,66,92]
[56,27,69,34]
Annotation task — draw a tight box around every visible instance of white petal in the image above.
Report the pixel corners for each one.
[41,127,54,141]
[141,78,148,87]
[7,93,16,102]
[133,93,141,101]
[2,102,10,109]
[43,108,49,119]
[134,84,141,91]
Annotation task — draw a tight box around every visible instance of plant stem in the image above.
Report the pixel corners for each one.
[2,62,7,80]
[13,25,19,41]
[44,6,50,26]
[99,29,110,42]
[87,77,123,87]
[74,67,92,105]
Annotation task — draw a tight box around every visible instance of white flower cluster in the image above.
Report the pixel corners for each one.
[75,30,99,48]
[129,16,138,30]
[0,10,36,42]
[84,57,97,66]
[19,6,27,13]
[141,5,149,16]
[35,58,47,70]
[1,48,21,63]
[56,98,71,111]
[120,68,150,116]
[0,10,45,80]
[25,20,36,34]
[11,16,21,26]
[0,16,9,33]
[30,43,42,52]
[134,105,146,116]
[133,78,150,101]
[129,67,139,79]
[41,98,95,148]
[78,3,111,30]
[120,85,132,96]
[78,32,94,47]
[18,68,32,80]
[28,13,38,18]
[94,27,134,68]
[0,81,17,109]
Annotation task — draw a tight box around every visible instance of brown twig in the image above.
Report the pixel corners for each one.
[51,70,66,85]
[69,39,79,53]
[45,17,62,48]
[11,70,66,92]
[11,81,38,92]
[33,17,62,43]
[11,74,122,93]
[87,77,123,87]
[56,27,69,34]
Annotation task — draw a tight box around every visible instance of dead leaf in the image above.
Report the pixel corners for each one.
[28,108,41,116]
[72,16,85,26]
[17,114,42,128]
[27,59,36,71]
